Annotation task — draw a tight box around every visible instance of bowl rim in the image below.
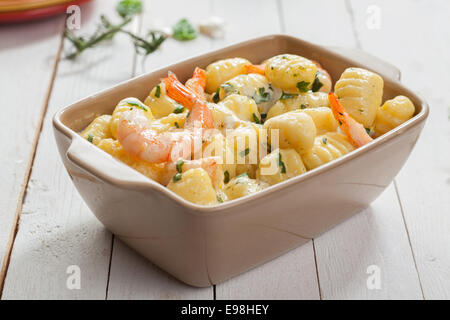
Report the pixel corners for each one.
[53,34,430,215]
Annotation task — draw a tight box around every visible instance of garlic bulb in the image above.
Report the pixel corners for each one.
[198,16,226,39]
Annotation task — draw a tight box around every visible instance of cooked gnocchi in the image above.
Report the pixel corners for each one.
[80,54,416,206]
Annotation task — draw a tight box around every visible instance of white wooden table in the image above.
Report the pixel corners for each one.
[0,0,449,300]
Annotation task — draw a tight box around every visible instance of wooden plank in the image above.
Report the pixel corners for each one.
[0,15,65,293]
[106,0,213,300]
[349,0,450,299]
[314,185,423,299]
[1,0,137,299]
[283,0,423,299]
[213,0,320,300]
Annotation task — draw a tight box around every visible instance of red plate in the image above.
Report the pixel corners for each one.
[0,0,92,23]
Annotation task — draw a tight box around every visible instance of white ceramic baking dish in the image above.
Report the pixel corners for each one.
[53,35,428,287]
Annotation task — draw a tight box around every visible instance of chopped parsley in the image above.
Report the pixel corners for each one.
[173,105,185,114]
[172,18,197,41]
[365,128,371,135]
[217,195,224,203]
[173,173,182,182]
[322,137,328,144]
[155,84,161,98]
[300,104,307,109]
[296,81,310,93]
[126,100,148,112]
[87,134,94,143]
[311,75,323,92]
[253,87,271,104]
[252,113,261,124]
[239,148,250,157]
[212,88,220,103]
[176,159,184,173]
[220,83,235,94]
[280,92,298,100]
[338,120,343,126]
[278,153,287,174]
[224,170,230,184]
[174,122,179,128]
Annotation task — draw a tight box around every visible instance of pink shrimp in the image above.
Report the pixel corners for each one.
[244,63,266,75]
[160,156,222,186]
[185,67,207,99]
[117,72,214,163]
[328,93,373,148]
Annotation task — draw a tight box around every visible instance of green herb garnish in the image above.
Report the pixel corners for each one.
[254,87,271,104]
[116,0,142,19]
[280,92,298,100]
[176,160,184,173]
[212,88,220,103]
[365,128,371,135]
[155,84,161,98]
[322,137,328,144]
[224,170,230,184]
[312,76,323,92]
[300,104,307,109]
[173,18,197,41]
[173,173,182,182]
[239,148,250,157]
[252,113,261,124]
[217,195,224,203]
[174,122,179,128]
[220,83,235,94]
[87,134,94,143]
[296,81,310,93]
[126,100,148,111]
[278,153,287,174]
[174,105,185,114]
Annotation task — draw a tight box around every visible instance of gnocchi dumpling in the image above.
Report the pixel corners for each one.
[144,83,181,119]
[257,148,306,186]
[110,98,153,139]
[263,111,316,155]
[80,115,112,145]
[167,168,218,206]
[219,73,278,114]
[205,57,250,93]
[267,92,330,120]
[296,107,338,135]
[265,54,317,92]
[224,173,266,200]
[97,138,163,181]
[335,67,384,127]
[301,132,354,170]
[374,95,415,137]
[220,94,261,123]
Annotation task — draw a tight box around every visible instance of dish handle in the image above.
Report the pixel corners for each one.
[66,136,153,187]
[325,46,401,81]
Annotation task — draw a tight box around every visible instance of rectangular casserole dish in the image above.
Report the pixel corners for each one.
[53,34,429,287]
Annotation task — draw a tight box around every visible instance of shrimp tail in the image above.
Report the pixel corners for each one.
[328,92,373,148]
[245,63,266,75]
[185,67,207,98]
[163,74,199,109]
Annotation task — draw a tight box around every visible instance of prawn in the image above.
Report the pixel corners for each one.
[329,92,373,148]
[185,67,207,99]
[160,156,222,186]
[117,71,214,163]
[244,63,266,76]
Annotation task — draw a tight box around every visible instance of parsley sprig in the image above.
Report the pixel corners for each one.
[64,0,197,60]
